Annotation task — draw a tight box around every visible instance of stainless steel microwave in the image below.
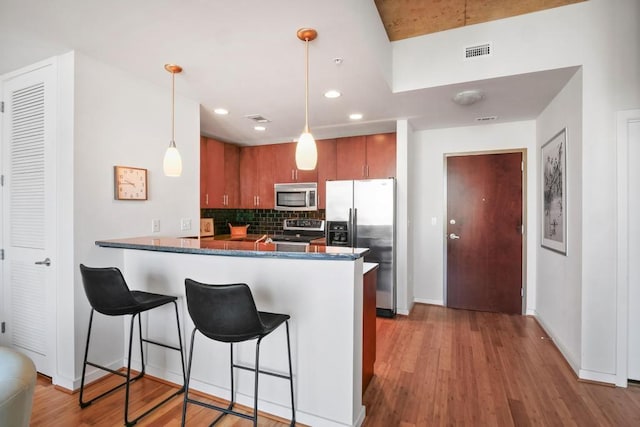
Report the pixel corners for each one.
[274,182,318,211]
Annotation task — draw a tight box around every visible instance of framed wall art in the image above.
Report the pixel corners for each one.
[541,128,567,254]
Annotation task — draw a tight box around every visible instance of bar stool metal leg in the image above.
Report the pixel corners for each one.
[286,321,296,426]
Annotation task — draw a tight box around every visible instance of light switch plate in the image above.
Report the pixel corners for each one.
[181,218,192,231]
[152,219,160,233]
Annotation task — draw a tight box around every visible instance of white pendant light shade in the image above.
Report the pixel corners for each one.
[164,64,183,177]
[163,140,182,176]
[296,28,318,171]
[296,131,317,170]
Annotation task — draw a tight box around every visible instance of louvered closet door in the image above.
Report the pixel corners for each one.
[1,63,56,376]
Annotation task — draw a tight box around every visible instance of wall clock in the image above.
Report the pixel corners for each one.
[114,166,148,200]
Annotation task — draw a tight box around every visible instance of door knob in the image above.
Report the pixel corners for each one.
[449,233,460,240]
[35,257,51,266]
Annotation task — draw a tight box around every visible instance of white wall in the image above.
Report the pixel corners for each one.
[395,120,414,315]
[411,121,537,308]
[535,69,583,373]
[55,52,77,388]
[392,1,588,91]
[70,52,200,385]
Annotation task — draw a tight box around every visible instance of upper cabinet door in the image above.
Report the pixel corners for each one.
[273,142,318,183]
[239,146,259,208]
[316,138,336,209]
[255,145,275,208]
[205,138,226,208]
[336,136,367,180]
[200,137,226,208]
[200,138,208,207]
[224,143,240,207]
[273,143,296,183]
[365,133,396,179]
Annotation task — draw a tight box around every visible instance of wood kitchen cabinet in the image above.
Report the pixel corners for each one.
[316,138,336,209]
[336,132,396,180]
[223,143,240,207]
[200,137,209,207]
[200,137,239,208]
[239,145,275,208]
[336,136,366,180]
[272,142,318,184]
[362,264,378,395]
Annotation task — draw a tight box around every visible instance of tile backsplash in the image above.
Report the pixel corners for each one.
[201,209,325,236]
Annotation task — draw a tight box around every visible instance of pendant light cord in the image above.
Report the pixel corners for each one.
[304,37,310,133]
[171,71,175,143]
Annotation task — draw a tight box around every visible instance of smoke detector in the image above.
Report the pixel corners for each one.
[452,90,484,106]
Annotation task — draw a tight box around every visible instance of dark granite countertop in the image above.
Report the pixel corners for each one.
[95,236,369,260]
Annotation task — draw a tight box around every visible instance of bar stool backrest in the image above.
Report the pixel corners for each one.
[79,264,140,316]
[184,279,265,343]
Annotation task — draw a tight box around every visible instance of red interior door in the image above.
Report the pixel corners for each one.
[446,152,523,314]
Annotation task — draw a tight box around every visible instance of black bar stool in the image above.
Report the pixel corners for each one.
[181,278,295,427]
[78,264,186,426]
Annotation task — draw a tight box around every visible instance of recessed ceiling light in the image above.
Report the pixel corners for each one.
[349,113,363,120]
[324,90,341,99]
[214,108,229,115]
[254,125,266,131]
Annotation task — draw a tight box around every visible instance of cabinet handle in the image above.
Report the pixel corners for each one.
[295,169,298,180]
[366,165,370,177]
[291,169,295,180]
[205,194,209,205]
[257,195,260,205]
[362,165,365,178]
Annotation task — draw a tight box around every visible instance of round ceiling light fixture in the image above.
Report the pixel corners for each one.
[214,108,229,115]
[452,89,484,106]
[324,90,341,99]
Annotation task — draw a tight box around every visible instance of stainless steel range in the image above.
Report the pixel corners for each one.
[270,219,325,251]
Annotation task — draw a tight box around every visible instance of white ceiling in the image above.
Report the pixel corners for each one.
[0,0,577,146]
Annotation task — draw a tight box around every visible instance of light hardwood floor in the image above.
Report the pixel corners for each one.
[31,304,640,426]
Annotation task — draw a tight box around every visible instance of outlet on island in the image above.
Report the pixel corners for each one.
[152,219,160,233]
[180,218,192,232]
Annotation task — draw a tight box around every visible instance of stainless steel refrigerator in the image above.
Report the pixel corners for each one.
[325,179,396,317]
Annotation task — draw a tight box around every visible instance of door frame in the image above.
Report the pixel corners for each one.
[616,109,640,387]
[443,148,528,314]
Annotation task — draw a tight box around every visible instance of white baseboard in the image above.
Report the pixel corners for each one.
[530,311,583,378]
[413,298,444,306]
[579,369,617,385]
[534,318,616,385]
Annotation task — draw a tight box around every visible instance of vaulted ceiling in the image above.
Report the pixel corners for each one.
[0,1,584,146]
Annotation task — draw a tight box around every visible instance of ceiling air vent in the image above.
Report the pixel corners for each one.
[476,116,497,122]
[465,43,492,59]
[245,114,271,123]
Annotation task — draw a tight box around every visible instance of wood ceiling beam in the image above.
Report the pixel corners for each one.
[374,0,586,41]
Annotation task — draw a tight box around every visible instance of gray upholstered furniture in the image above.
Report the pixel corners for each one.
[0,346,37,427]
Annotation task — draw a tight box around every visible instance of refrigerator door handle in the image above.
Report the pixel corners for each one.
[352,208,358,247]
[348,208,353,247]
